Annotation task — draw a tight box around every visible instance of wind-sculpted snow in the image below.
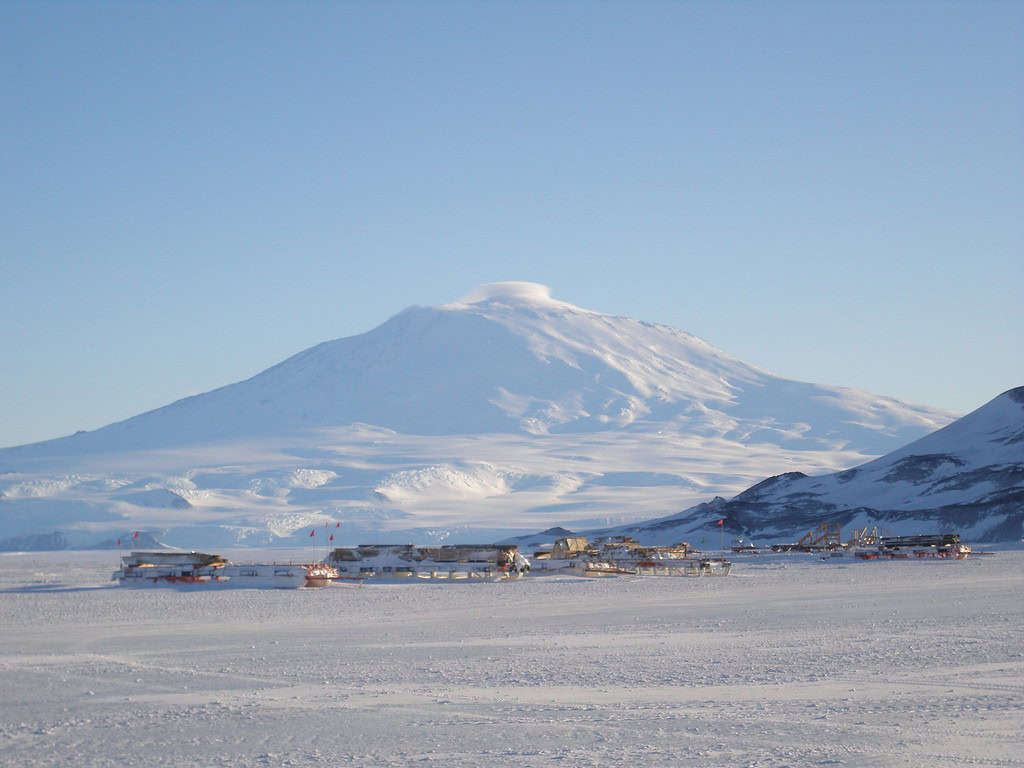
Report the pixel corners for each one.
[0,550,1021,766]
[0,475,86,499]
[116,489,191,509]
[0,283,960,547]
[374,464,517,502]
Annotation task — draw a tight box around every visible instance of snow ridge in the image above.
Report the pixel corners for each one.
[588,386,1024,544]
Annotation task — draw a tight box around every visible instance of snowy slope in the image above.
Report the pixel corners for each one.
[6,282,949,454]
[0,283,959,548]
[585,386,1024,545]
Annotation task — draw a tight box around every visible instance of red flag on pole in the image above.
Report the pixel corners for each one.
[335,522,340,528]
[309,529,315,537]
[717,519,723,526]
[329,534,334,542]
[133,531,139,538]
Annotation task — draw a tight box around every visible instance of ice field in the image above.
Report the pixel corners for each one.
[1,549,1022,767]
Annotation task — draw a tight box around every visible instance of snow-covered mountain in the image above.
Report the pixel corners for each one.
[0,282,959,549]
[577,386,1024,545]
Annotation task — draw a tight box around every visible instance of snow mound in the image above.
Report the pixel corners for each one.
[264,512,334,539]
[289,469,336,489]
[375,463,516,502]
[1,475,82,499]
[117,489,191,509]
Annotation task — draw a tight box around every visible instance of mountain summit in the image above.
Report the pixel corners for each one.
[14,282,952,454]
[0,283,959,547]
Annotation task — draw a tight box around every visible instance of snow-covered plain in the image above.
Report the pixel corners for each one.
[1,548,1021,767]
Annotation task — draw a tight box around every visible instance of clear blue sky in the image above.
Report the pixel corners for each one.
[2,1,1021,448]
